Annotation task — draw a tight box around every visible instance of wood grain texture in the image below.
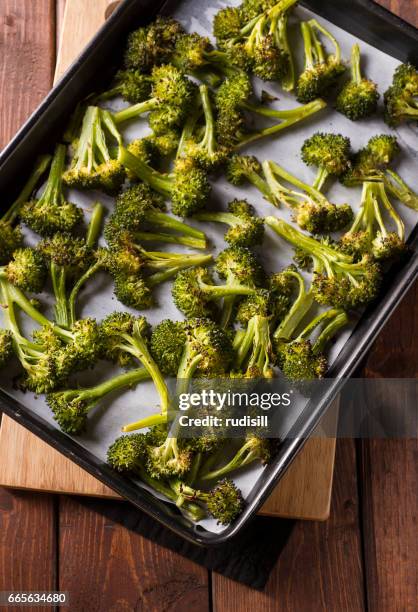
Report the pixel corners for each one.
[0,0,56,149]
[212,440,365,611]
[0,490,57,610]
[58,495,209,612]
[377,0,418,27]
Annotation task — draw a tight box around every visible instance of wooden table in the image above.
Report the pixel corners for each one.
[0,2,417,610]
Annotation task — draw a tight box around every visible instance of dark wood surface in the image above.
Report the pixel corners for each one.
[0,1,417,610]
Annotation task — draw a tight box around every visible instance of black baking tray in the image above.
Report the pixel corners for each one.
[0,0,417,546]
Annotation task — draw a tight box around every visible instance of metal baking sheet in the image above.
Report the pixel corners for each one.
[0,0,417,544]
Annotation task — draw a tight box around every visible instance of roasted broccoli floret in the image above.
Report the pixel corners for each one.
[301,132,351,191]
[227,154,274,202]
[172,478,244,525]
[100,312,171,432]
[384,63,418,126]
[276,308,349,381]
[194,199,264,248]
[118,147,211,217]
[2,248,47,294]
[38,233,93,327]
[47,368,151,434]
[201,434,276,481]
[178,84,230,171]
[106,184,207,249]
[339,181,407,261]
[150,319,187,377]
[113,65,197,135]
[263,160,353,233]
[336,44,379,120]
[266,217,382,309]
[0,155,51,264]
[98,69,152,103]
[296,18,346,103]
[63,106,125,194]
[341,134,400,186]
[214,0,297,84]
[215,72,326,148]
[123,17,184,73]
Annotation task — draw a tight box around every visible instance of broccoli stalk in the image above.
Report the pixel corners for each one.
[193,199,264,248]
[227,155,274,202]
[297,19,345,103]
[384,169,418,212]
[339,181,406,261]
[20,144,83,236]
[273,268,315,342]
[64,106,125,194]
[276,307,349,381]
[262,160,353,233]
[118,147,210,217]
[47,367,151,434]
[265,217,382,309]
[215,73,326,148]
[336,44,379,120]
[301,132,351,191]
[100,313,171,433]
[106,184,207,250]
[0,155,51,264]
[200,435,275,481]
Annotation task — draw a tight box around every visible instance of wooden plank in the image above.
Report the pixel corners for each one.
[58,495,209,612]
[359,280,418,611]
[0,2,57,607]
[212,439,365,611]
[377,0,418,26]
[0,0,337,522]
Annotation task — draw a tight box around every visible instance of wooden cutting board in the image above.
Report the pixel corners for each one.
[0,0,337,521]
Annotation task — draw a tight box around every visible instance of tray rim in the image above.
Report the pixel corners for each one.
[0,0,417,546]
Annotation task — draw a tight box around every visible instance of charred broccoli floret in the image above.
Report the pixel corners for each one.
[301,132,351,191]
[64,106,125,194]
[0,155,51,264]
[227,154,274,202]
[341,134,400,186]
[336,44,379,120]
[118,147,211,217]
[100,312,171,432]
[384,63,418,126]
[296,19,346,103]
[2,248,47,294]
[106,183,207,249]
[98,69,152,103]
[172,478,244,525]
[215,72,326,148]
[0,329,14,369]
[150,319,186,377]
[47,368,151,435]
[266,217,382,309]
[214,0,297,84]
[123,17,184,73]
[20,145,82,236]
[194,199,264,248]
[263,160,353,233]
[113,65,197,133]
[339,181,407,261]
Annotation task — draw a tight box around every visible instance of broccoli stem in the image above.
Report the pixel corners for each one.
[313,310,348,354]
[118,147,172,197]
[264,160,329,207]
[65,367,152,406]
[199,84,217,156]
[384,170,418,211]
[301,21,316,70]
[177,106,202,159]
[313,166,330,191]
[350,44,362,84]
[86,202,105,247]
[276,12,295,91]
[113,99,158,124]
[309,19,341,63]
[194,211,239,227]
[50,261,70,328]
[38,144,66,209]
[273,270,314,341]
[200,438,258,481]
[146,210,206,240]
[2,155,51,225]
[121,412,169,433]
[237,98,326,147]
[134,231,206,249]
[235,315,272,378]
[145,253,213,287]
[68,258,105,327]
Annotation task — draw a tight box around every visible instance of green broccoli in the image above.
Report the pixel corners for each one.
[98,69,152,103]
[266,217,382,309]
[301,132,351,190]
[336,44,379,120]
[296,19,346,103]
[0,329,14,369]
[171,478,244,525]
[2,248,47,294]
[194,199,264,248]
[263,160,353,233]
[384,63,418,126]
[123,17,184,73]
